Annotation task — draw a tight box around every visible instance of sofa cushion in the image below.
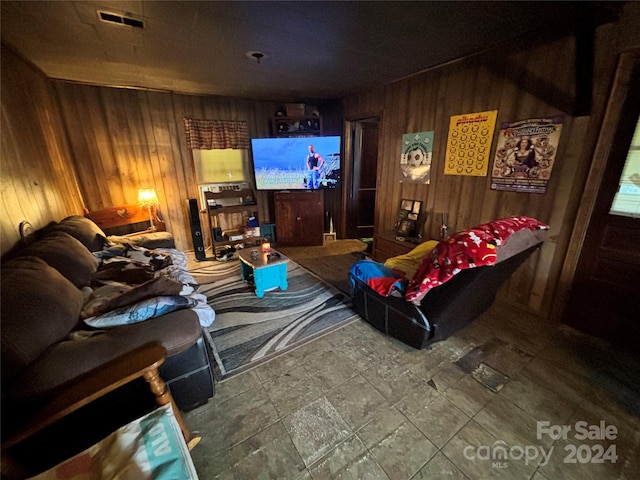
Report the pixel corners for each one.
[47,215,107,252]
[8,309,202,400]
[17,231,99,288]
[1,256,83,381]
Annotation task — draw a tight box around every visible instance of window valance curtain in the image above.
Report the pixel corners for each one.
[182,117,250,150]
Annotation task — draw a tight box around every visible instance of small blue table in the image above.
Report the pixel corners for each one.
[238,248,289,298]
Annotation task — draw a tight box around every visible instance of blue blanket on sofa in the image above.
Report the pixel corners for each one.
[349,260,408,297]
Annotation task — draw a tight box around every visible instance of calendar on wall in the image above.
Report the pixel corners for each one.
[444,110,498,176]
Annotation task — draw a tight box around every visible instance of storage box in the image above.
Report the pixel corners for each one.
[285,103,305,117]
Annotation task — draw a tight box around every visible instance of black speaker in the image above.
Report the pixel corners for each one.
[187,198,206,261]
[213,227,224,242]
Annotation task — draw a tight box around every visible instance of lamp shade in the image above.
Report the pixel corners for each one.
[138,188,159,207]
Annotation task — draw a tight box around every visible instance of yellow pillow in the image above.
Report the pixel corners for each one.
[384,240,438,279]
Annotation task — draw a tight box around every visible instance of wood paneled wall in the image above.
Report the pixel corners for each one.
[1,46,84,253]
[1,45,344,256]
[51,82,278,252]
[342,13,638,318]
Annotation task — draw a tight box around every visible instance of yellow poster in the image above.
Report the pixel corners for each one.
[444,110,498,176]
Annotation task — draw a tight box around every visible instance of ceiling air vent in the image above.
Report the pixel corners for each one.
[98,11,144,28]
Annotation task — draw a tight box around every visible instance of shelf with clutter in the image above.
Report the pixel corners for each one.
[204,188,262,261]
[272,116,323,137]
[272,103,322,137]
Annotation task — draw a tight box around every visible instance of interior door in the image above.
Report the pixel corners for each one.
[346,118,379,239]
[564,58,640,351]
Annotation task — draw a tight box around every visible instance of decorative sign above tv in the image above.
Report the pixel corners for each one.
[251,136,341,191]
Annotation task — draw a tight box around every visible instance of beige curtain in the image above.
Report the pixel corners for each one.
[183,117,250,150]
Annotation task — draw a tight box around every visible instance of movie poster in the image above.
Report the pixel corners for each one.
[490,116,563,194]
[400,131,434,184]
[444,110,498,176]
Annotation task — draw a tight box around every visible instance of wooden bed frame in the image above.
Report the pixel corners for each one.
[84,205,166,235]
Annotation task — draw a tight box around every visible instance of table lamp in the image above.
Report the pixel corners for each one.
[138,188,159,231]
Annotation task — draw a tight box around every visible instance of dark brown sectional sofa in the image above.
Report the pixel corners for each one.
[1,215,215,451]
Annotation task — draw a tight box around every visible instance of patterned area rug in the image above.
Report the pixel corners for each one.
[189,258,359,379]
[278,239,368,295]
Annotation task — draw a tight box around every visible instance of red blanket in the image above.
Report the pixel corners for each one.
[405,216,548,302]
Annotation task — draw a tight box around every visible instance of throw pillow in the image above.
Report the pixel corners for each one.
[384,240,438,279]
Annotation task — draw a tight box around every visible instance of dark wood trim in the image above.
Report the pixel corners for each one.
[552,51,640,323]
[341,111,384,238]
[482,3,623,116]
[573,6,595,116]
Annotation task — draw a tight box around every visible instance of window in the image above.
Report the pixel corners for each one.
[192,149,249,184]
[609,116,640,217]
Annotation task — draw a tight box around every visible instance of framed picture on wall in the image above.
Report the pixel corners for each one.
[396,219,415,237]
[395,199,423,237]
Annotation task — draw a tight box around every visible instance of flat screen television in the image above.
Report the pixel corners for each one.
[251,136,341,191]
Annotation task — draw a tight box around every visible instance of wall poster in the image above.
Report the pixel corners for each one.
[444,110,498,176]
[490,116,563,194]
[400,131,434,183]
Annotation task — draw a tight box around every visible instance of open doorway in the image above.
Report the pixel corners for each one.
[344,117,380,239]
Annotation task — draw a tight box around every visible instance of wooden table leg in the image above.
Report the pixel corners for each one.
[143,367,191,443]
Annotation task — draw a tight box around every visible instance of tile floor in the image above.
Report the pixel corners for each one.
[185,301,640,479]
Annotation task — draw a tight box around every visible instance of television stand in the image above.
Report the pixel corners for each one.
[274,190,324,247]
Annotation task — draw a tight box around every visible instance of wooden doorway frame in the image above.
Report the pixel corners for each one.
[341,114,381,238]
[552,51,640,322]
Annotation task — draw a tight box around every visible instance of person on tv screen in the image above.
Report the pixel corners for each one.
[305,144,325,189]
